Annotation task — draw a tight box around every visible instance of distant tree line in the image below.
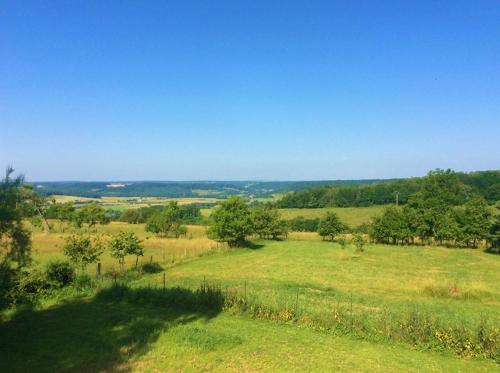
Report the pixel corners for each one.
[44,202,111,229]
[369,170,499,251]
[120,203,203,225]
[276,170,500,208]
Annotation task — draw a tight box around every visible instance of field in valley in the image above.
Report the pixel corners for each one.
[6,219,498,372]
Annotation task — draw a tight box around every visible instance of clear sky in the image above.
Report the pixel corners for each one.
[1,1,499,181]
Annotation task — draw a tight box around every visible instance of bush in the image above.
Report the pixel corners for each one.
[337,237,348,249]
[13,268,51,305]
[45,260,75,288]
[74,273,94,291]
[352,234,366,252]
[287,217,319,232]
[142,262,164,274]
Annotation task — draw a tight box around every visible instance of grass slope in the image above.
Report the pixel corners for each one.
[0,290,497,372]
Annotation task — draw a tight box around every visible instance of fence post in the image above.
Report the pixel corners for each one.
[350,292,353,332]
[244,281,247,301]
[163,271,166,291]
[150,255,153,263]
[96,262,101,277]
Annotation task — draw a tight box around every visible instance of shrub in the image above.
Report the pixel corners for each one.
[287,217,319,232]
[142,262,163,274]
[74,273,94,291]
[337,237,348,250]
[63,234,104,270]
[352,234,366,252]
[13,268,51,305]
[45,260,75,288]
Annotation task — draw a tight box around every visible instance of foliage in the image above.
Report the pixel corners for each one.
[72,203,109,228]
[286,216,320,232]
[351,234,366,252]
[486,215,500,253]
[63,234,104,270]
[207,197,253,247]
[145,202,188,237]
[276,170,499,208]
[108,231,144,268]
[369,170,495,248]
[317,212,346,241]
[337,237,347,249]
[45,260,75,288]
[121,203,202,225]
[0,167,32,268]
[251,206,288,240]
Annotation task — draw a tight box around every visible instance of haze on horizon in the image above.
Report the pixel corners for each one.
[1,1,499,181]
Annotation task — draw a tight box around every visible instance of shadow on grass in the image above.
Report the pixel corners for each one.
[0,285,223,372]
[244,241,265,250]
[483,247,499,255]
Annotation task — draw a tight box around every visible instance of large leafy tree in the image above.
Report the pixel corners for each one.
[208,197,253,247]
[457,196,492,247]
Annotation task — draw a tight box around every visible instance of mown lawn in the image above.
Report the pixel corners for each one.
[0,289,497,372]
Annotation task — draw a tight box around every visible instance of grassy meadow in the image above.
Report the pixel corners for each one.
[6,218,497,371]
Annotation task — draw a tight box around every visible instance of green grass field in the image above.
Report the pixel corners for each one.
[2,221,499,372]
[278,205,386,226]
[1,299,497,372]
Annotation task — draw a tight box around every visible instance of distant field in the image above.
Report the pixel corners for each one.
[50,195,219,211]
[281,205,386,227]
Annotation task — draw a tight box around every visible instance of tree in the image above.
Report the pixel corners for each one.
[251,206,288,240]
[458,196,492,247]
[317,212,346,241]
[434,212,460,246]
[486,215,500,253]
[108,231,144,268]
[63,234,104,270]
[145,202,187,237]
[74,203,109,229]
[207,197,253,247]
[0,167,32,268]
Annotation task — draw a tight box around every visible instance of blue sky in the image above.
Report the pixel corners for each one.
[1,1,499,181]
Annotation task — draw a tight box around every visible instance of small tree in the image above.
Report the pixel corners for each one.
[352,233,366,252]
[318,212,345,241]
[208,197,253,247]
[63,234,104,270]
[108,231,144,269]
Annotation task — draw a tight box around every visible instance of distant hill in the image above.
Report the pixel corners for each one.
[31,179,384,199]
